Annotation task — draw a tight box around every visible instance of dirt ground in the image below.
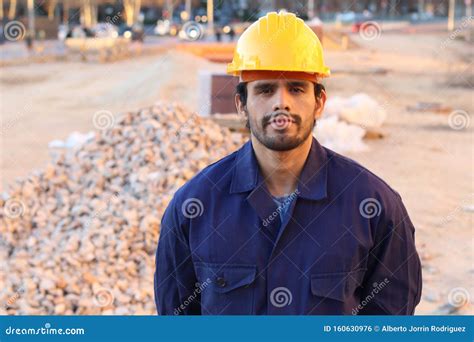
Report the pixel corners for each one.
[1,30,473,314]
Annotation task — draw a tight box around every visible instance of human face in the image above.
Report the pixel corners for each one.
[238,79,323,151]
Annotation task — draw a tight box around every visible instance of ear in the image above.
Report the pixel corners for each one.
[314,89,327,120]
[235,94,248,120]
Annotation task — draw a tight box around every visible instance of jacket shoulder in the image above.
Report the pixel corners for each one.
[325,147,402,202]
[172,148,239,204]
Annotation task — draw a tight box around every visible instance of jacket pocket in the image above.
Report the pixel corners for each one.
[194,261,257,315]
[311,268,366,302]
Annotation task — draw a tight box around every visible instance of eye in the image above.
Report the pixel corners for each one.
[258,87,273,94]
[290,87,304,93]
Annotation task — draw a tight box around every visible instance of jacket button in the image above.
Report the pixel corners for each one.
[215,277,227,287]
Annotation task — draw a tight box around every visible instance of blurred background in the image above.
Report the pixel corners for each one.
[0,0,472,316]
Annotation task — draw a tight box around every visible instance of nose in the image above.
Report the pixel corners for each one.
[272,87,291,112]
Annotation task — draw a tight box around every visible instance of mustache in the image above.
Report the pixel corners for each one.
[262,110,302,127]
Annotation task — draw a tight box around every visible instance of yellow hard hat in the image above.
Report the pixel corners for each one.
[227,11,330,78]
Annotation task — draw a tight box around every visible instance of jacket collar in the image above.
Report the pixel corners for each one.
[229,137,328,201]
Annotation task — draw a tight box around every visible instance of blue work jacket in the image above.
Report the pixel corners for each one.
[154,137,422,315]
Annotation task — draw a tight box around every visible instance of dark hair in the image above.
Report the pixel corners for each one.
[236,82,325,107]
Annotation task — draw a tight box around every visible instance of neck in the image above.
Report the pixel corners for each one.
[251,135,313,197]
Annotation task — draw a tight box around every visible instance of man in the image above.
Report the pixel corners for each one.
[154,11,422,315]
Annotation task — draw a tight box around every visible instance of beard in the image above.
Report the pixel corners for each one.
[245,109,316,151]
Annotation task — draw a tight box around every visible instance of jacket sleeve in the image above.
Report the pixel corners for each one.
[358,193,422,315]
[154,196,201,315]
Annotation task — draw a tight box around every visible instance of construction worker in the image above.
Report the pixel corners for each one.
[154,11,422,315]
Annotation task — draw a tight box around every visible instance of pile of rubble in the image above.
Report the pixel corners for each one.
[314,93,387,153]
[0,102,244,315]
